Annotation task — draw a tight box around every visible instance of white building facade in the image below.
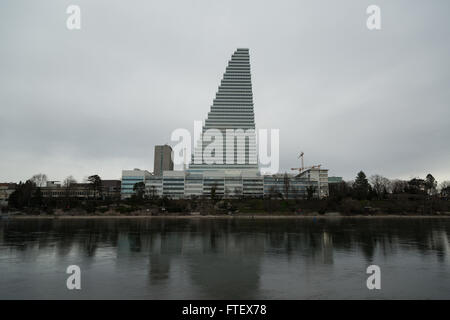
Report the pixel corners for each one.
[137,169,327,200]
[121,169,152,199]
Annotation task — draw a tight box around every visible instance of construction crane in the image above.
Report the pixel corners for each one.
[291,151,322,174]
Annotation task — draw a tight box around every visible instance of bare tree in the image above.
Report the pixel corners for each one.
[63,175,77,197]
[63,175,77,188]
[30,173,47,187]
[391,179,408,194]
[439,181,450,192]
[369,175,391,198]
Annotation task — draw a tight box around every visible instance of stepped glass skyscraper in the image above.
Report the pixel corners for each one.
[189,48,258,173]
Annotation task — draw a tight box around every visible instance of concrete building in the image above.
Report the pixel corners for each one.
[154,145,173,176]
[101,180,122,198]
[40,180,121,199]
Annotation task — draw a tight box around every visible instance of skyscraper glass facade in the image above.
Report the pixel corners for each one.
[189,48,258,172]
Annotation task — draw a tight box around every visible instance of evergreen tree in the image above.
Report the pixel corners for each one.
[425,174,437,196]
[133,182,146,200]
[8,180,35,209]
[88,175,102,199]
[353,171,370,200]
[31,187,43,207]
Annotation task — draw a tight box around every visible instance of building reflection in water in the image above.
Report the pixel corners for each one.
[0,217,449,299]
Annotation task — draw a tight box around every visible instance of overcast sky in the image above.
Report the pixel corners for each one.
[1,0,449,184]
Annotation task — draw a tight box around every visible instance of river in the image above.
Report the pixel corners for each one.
[0,217,449,299]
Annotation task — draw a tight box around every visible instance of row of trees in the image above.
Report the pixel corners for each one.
[330,171,450,201]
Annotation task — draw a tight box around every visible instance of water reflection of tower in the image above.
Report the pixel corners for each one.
[149,231,184,282]
[431,230,449,263]
[187,225,265,299]
[322,231,333,264]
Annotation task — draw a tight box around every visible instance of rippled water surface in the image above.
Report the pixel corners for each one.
[0,217,449,299]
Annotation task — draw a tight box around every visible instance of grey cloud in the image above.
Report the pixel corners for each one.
[0,0,449,183]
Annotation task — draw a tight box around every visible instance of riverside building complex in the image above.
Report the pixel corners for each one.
[121,49,329,199]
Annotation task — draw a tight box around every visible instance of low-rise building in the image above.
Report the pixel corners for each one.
[263,174,318,199]
[162,171,185,199]
[0,183,17,206]
[328,176,343,184]
[121,169,152,199]
[125,169,330,200]
[297,168,329,198]
[184,173,203,198]
[41,180,121,199]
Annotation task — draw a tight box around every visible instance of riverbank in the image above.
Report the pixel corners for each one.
[4,213,450,219]
[3,196,450,218]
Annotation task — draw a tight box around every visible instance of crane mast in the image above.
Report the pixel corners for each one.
[291,151,321,174]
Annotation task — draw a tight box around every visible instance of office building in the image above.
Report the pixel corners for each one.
[328,177,343,184]
[154,145,174,176]
[121,169,152,198]
[40,180,121,199]
[189,48,257,173]
[297,168,329,198]
[139,170,327,199]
